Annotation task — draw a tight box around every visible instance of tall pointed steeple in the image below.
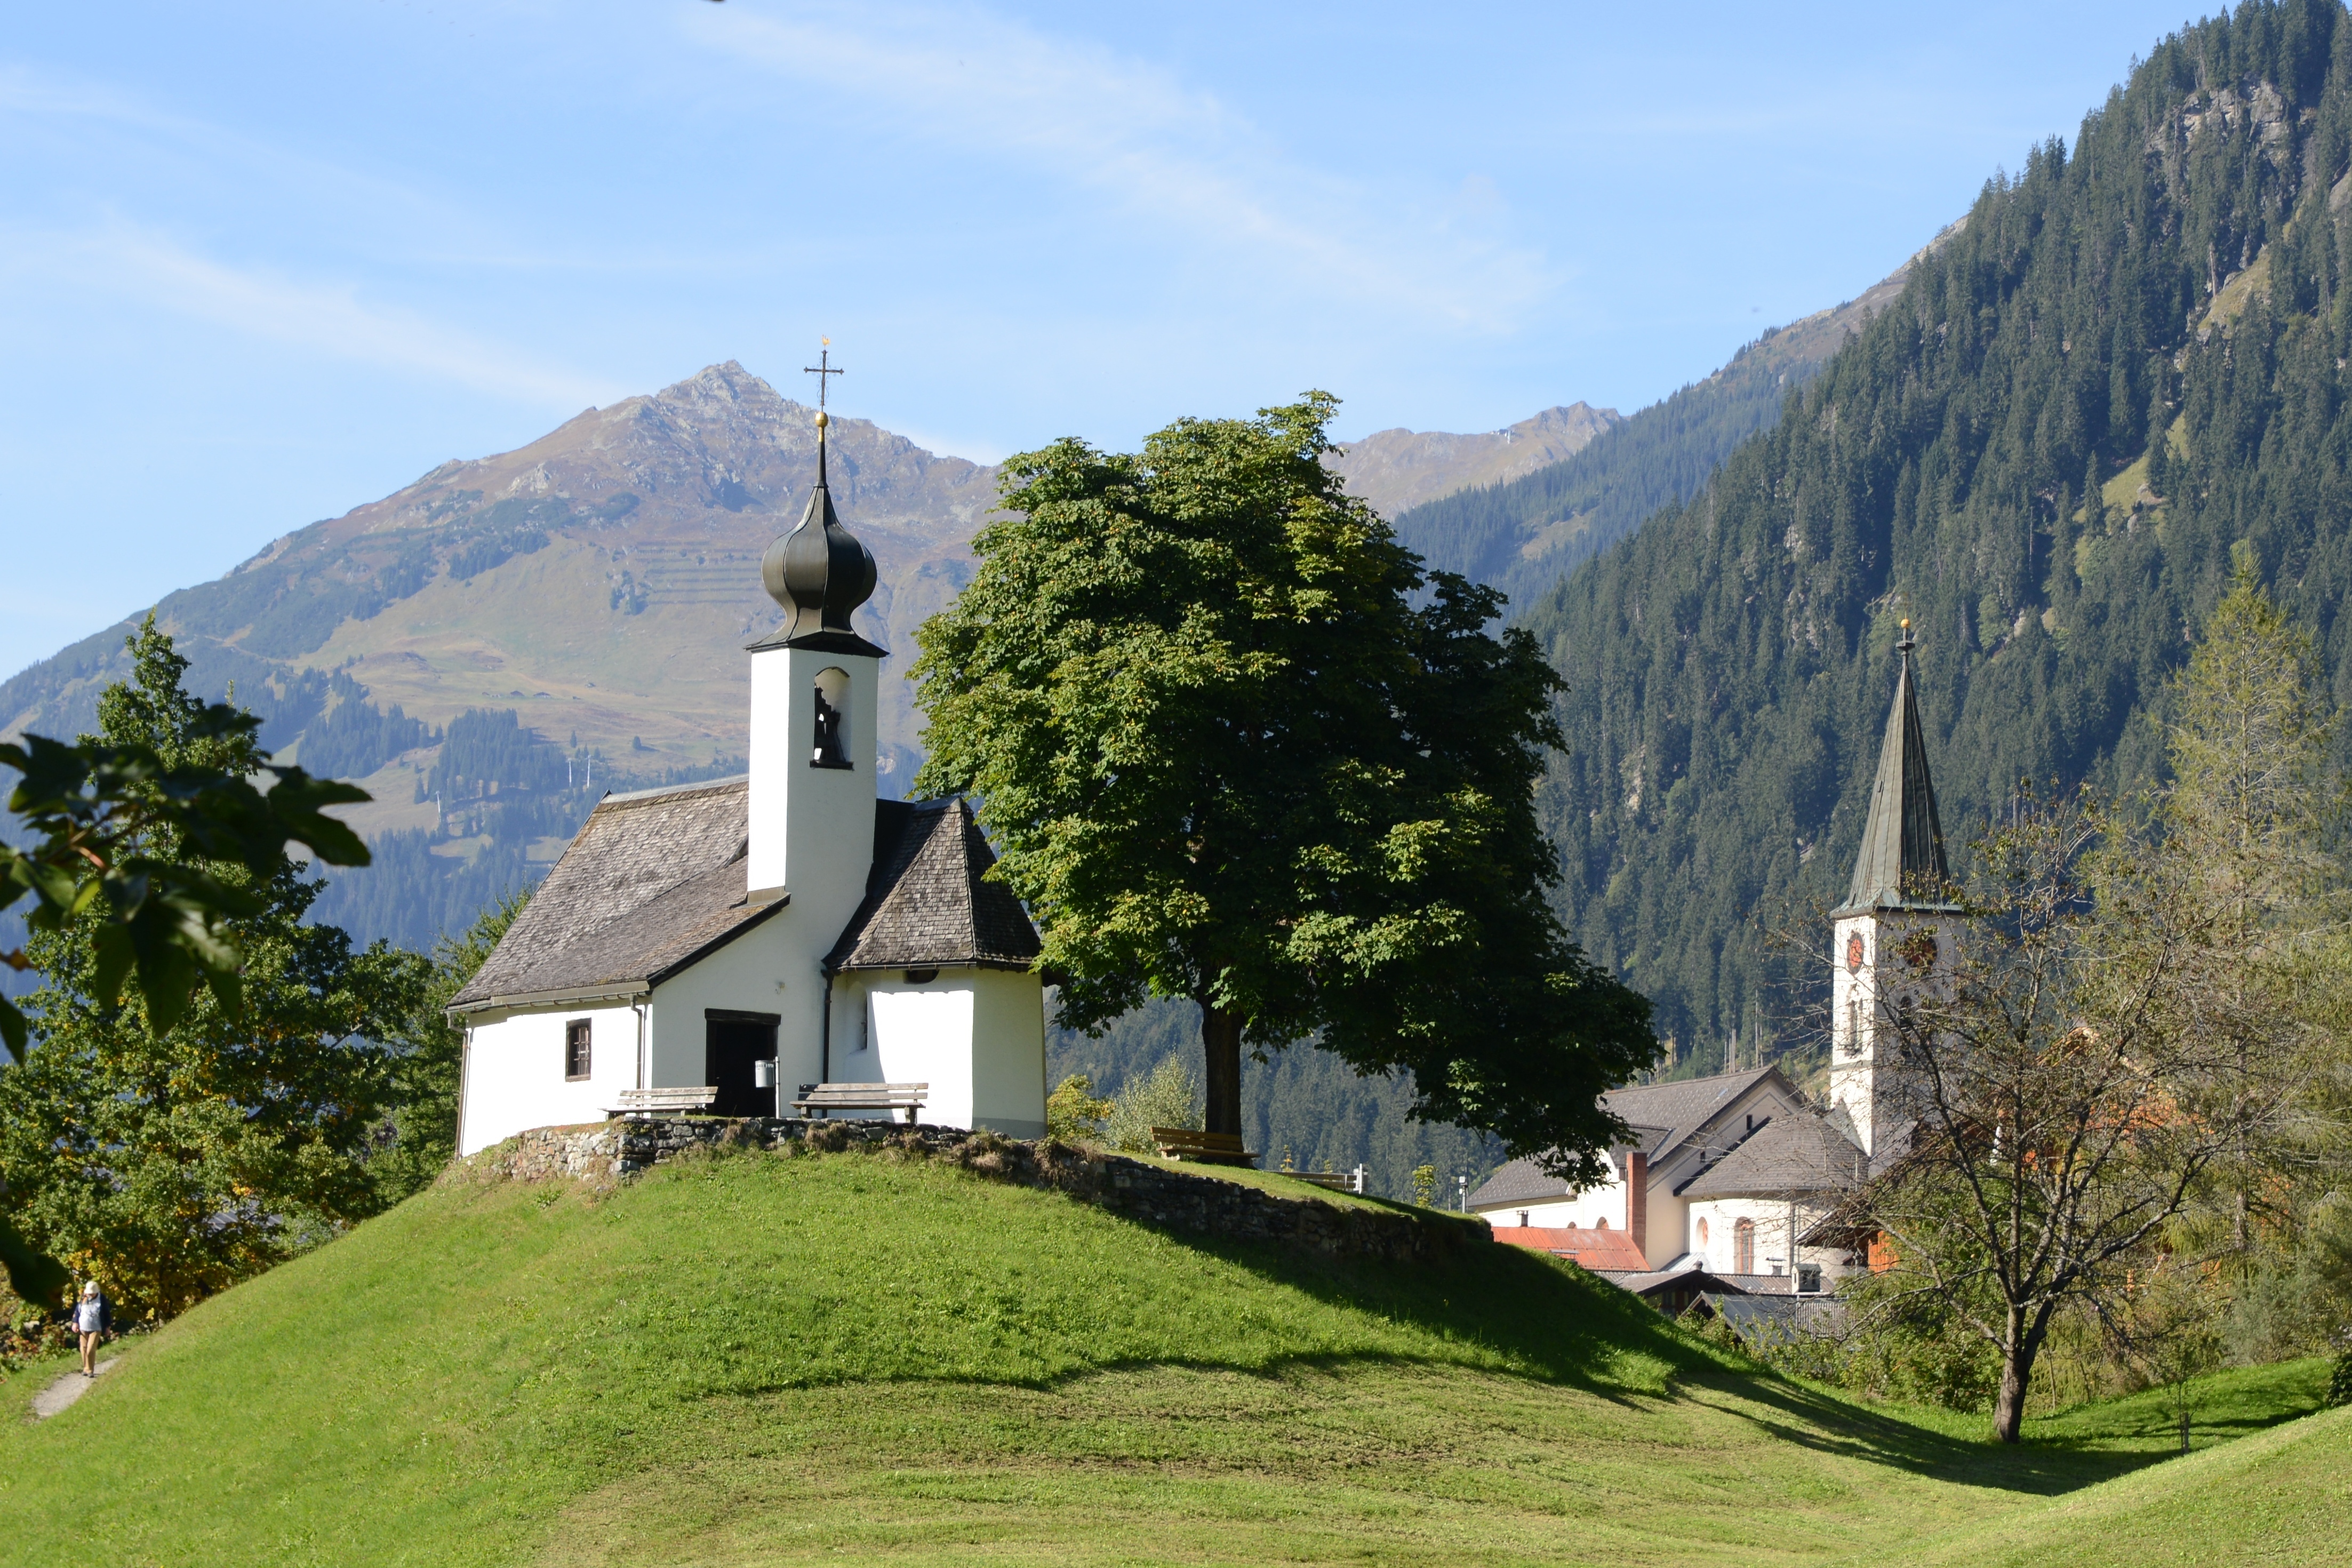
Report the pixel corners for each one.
[1838,620,1956,914]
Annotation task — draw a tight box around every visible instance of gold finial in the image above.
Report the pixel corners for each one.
[1900,617,1910,630]
[814,410,829,429]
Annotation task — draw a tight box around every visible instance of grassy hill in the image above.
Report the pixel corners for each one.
[0,1140,2334,1565]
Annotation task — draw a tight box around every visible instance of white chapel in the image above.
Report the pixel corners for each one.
[449,407,1049,1155]
[1468,624,1959,1297]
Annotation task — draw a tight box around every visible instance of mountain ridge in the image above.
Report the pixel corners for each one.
[1521,0,2352,1067]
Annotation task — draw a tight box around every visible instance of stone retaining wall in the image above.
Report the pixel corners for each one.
[450,1117,1487,1265]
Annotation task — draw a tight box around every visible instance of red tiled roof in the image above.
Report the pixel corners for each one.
[1490,1225,1649,1271]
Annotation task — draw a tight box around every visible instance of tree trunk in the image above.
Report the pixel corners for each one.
[1992,1305,2047,1444]
[1201,1003,1244,1137]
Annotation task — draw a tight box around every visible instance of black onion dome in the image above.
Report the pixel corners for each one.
[751,428,886,657]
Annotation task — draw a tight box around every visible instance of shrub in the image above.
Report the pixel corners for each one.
[1045,1075,1112,1143]
[1100,1059,1199,1154]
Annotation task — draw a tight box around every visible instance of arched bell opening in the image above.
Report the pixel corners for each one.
[812,666,852,769]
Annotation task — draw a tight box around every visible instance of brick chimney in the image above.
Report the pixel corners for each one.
[1625,1149,1649,1263]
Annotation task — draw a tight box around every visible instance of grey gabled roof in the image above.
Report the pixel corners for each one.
[825,797,1042,972]
[1839,639,1959,914]
[1679,1109,1867,1199]
[1466,1158,1578,1209]
[1601,1066,1786,1160]
[449,776,774,1010]
[1466,1066,1787,1210]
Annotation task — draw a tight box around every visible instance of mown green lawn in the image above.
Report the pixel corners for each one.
[0,1143,2337,1566]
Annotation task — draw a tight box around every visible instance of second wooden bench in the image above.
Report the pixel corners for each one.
[792,1082,929,1125]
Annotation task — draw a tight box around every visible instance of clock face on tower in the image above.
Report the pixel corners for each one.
[1846,933,1866,974]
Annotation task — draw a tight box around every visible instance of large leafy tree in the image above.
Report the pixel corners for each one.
[364,889,530,1208]
[0,620,373,1308]
[0,622,427,1318]
[913,394,1655,1174]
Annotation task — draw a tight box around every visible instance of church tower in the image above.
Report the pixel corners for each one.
[1829,620,1959,1158]
[745,346,885,941]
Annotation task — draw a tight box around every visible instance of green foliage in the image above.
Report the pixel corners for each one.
[913,391,1655,1170]
[2330,1343,2352,1406]
[1522,0,2352,1066]
[2229,1196,2352,1363]
[0,617,372,1057]
[0,623,428,1319]
[363,890,530,1207]
[1838,1273,2007,1413]
[1046,995,1503,1200]
[1411,1163,1438,1206]
[1099,1056,1199,1154]
[1043,1073,1111,1143]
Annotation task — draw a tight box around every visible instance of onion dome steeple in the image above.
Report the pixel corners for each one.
[751,341,886,658]
[1837,620,1958,913]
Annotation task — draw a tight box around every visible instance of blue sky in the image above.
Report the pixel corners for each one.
[2,1,2203,681]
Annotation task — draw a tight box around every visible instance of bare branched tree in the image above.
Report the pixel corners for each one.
[1863,786,2298,1443]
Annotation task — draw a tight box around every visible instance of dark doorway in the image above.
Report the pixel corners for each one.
[706,1010,779,1117]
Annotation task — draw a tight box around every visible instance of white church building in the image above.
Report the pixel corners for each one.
[1469,624,1959,1294]
[450,409,1049,1156]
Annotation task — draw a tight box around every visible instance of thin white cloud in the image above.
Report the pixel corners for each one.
[9,221,618,407]
[688,3,1551,332]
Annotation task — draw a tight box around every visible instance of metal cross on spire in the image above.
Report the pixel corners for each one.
[804,338,843,411]
[804,338,844,482]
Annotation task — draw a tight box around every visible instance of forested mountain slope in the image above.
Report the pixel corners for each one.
[1387,239,1942,610]
[1527,0,2352,1065]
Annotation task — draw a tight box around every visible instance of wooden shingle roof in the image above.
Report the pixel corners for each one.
[826,797,1041,972]
[449,776,773,1010]
[450,780,1043,1013]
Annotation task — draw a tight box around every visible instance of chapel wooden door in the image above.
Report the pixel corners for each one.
[705,1010,779,1118]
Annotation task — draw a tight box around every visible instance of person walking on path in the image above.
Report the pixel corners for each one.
[73,1281,109,1378]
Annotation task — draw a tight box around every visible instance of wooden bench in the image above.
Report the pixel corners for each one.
[1152,1127,1257,1167]
[1288,1165,1367,1195]
[612,1086,717,1116]
[791,1082,929,1125]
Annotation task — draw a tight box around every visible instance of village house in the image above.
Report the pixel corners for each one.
[449,406,1049,1155]
[1469,623,1959,1299]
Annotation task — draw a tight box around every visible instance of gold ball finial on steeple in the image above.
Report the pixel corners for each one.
[814,410,829,429]
[1900,617,1910,630]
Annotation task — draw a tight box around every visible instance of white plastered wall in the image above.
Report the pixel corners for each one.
[1684,1195,1855,1285]
[966,967,1047,1137]
[459,1001,641,1156]
[829,967,1046,1135]
[747,644,879,912]
[1471,1156,1631,1233]
[644,919,814,1093]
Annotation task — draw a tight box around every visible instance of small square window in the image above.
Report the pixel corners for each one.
[565,1019,592,1081]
